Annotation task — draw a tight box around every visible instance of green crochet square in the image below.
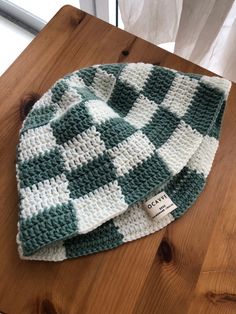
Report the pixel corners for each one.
[22,105,58,133]
[142,66,176,103]
[97,117,137,149]
[142,106,180,148]
[66,153,117,199]
[183,81,225,135]
[18,148,64,189]
[51,102,93,145]
[19,201,78,256]
[118,152,171,204]
[108,80,140,116]
[65,220,123,258]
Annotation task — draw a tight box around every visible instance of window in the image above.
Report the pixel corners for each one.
[0,0,123,74]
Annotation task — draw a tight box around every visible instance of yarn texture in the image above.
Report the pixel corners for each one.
[16,63,231,261]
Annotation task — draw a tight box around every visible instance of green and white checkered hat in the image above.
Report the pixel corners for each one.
[16,63,231,261]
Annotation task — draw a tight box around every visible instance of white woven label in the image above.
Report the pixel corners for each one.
[144,191,177,220]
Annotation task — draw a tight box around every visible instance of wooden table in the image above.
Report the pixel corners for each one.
[0,6,236,314]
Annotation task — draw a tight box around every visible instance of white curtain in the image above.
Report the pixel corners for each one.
[119,0,236,82]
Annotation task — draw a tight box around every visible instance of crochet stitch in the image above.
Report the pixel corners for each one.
[16,63,231,261]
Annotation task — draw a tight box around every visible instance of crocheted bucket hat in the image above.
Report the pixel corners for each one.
[16,63,231,261]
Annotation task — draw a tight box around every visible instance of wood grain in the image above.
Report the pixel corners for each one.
[0,6,236,314]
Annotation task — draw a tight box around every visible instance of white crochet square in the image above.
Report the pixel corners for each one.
[187,135,219,178]
[114,202,175,242]
[85,99,119,124]
[157,121,203,175]
[201,76,232,98]
[56,89,83,114]
[124,94,158,128]
[18,239,66,261]
[67,72,86,88]
[31,90,53,110]
[91,68,116,101]
[161,74,199,118]
[61,126,106,171]
[18,124,57,162]
[119,63,153,92]
[72,181,128,234]
[109,130,155,177]
[19,174,71,220]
